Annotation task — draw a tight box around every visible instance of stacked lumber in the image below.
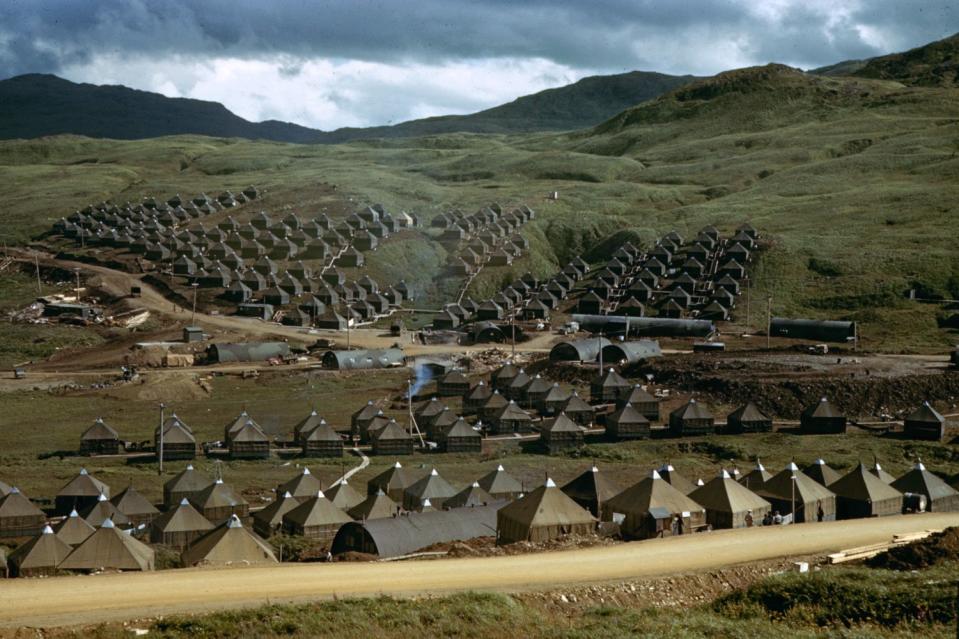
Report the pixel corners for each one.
[827,529,940,564]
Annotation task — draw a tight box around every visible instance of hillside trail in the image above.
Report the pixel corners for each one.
[1,512,956,628]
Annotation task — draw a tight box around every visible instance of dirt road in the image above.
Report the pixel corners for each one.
[2,512,957,628]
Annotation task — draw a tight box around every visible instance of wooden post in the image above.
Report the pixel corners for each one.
[35,254,42,295]
[766,296,772,350]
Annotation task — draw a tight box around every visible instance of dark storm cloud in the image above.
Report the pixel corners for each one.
[1,0,956,79]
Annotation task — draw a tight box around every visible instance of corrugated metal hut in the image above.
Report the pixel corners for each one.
[548,338,612,363]
[669,399,715,436]
[497,478,596,544]
[602,470,706,539]
[891,461,959,512]
[332,505,499,558]
[727,403,773,434]
[800,397,846,434]
[79,418,122,455]
[689,470,772,529]
[150,498,215,548]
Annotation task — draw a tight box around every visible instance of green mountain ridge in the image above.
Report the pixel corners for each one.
[0,70,695,144]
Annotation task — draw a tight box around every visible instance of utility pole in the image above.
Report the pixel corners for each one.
[158,403,166,475]
[73,267,81,303]
[510,311,516,358]
[191,282,199,325]
[34,254,42,295]
[766,296,772,350]
[790,472,796,524]
[597,330,604,373]
[745,276,750,330]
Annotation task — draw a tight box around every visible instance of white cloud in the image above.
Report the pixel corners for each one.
[59,54,588,130]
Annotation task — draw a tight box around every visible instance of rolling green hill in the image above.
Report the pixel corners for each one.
[854,32,959,86]
[0,70,694,144]
[1,35,958,351]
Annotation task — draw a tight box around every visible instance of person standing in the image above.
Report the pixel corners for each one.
[744,510,754,527]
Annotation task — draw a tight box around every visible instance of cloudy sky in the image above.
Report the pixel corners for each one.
[0,1,955,130]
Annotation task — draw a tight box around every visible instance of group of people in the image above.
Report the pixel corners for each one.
[744,501,826,527]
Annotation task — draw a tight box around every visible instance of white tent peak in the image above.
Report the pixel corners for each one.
[651,469,662,480]
[545,477,556,488]
[101,518,115,529]
[227,514,242,528]
[42,525,54,534]
[69,509,79,517]
[720,469,731,479]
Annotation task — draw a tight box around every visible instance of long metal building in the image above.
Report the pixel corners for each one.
[572,314,715,338]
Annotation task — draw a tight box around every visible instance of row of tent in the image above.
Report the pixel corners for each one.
[570,225,758,322]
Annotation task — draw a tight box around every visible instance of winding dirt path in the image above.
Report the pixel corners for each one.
[2,512,957,628]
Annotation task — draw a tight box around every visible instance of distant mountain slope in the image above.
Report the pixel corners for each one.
[853,32,959,86]
[0,71,694,144]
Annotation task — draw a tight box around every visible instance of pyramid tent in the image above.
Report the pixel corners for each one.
[602,470,706,539]
[348,490,399,521]
[325,480,365,511]
[229,419,269,443]
[181,515,277,566]
[111,486,160,525]
[690,470,771,529]
[367,462,419,501]
[0,487,46,537]
[903,402,946,440]
[223,411,260,442]
[738,460,774,491]
[60,519,155,571]
[477,465,523,500]
[293,410,325,443]
[0,478,11,497]
[658,463,698,495]
[403,468,458,511]
[758,462,837,523]
[891,461,959,512]
[561,466,625,518]
[831,463,903,519]
[726,402,773,433]
[53,509,96,546]
[189,479,249,522]
[56,468,111,514]
[606,402,650,440]
[282,491,352,540]
[253,492,301,537]
[444,482,495,510]
[277,468,324,499]
[669,399,715,436]
[81,417,119,441]
[80,493,131,528]
[150,498,214,548]
[163,464,213,507]
[301,419,343,457]
[800,397,846,434]
[8,526,73,577]
[497,478,596,544]
[869,459,896,484]
[803,458,842,487]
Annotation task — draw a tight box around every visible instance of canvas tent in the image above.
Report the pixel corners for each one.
[403,469,458,511]
[181,515,277,566]
[477,465,524,501]
[0,487,46,538]
[163,464,213,507]
[496,478,596,544]
[150,498,214,549]
[658,463,698,495]
[55,468,110,515]
[803,458,842,487]
[758,463,837,523]
[602,470,706,539]
[830,463,903,519]
[59,519,155,572]
[560,466,624,518]
[53,509,95,546]
[282,491,352,542]
[348,489,399,521]
[8,526,73,577]
[253,492,301,538]
[689,470,771,529]
[903,402,946,441]
[891,461,959,512]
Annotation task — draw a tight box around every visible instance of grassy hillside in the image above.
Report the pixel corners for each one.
[855,32,959,87]
[0,71,694,144]
[1,59,958,350]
